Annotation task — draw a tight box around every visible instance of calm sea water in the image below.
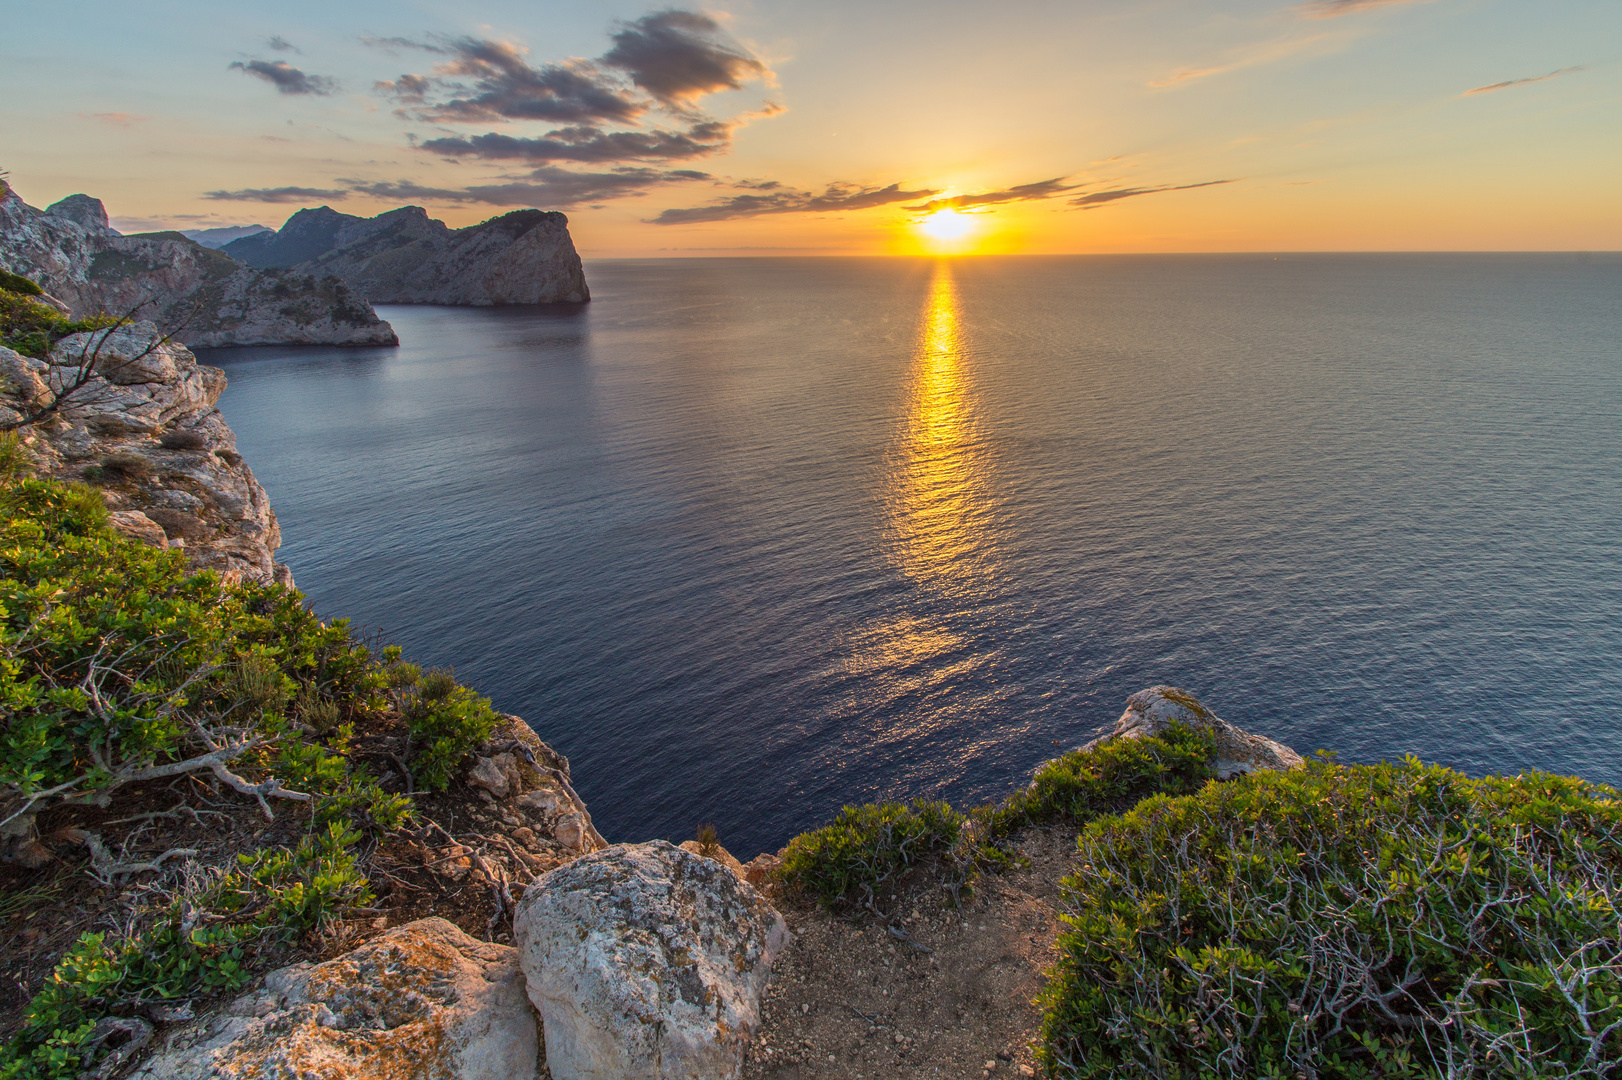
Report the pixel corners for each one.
[202,255,1622,857]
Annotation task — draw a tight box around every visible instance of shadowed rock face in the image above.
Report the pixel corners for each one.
[225,205,590,306]
[0,187,397,348]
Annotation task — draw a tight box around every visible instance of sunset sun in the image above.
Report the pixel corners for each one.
[916,208,977,246]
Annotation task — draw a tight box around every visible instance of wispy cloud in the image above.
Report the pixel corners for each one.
[230,60,338,96]
[266,35,299,53]
[1069,180,1234,209]
[1297,0,1432,18]
[1464,66,1584,96]
[81,112,148,127]
[652,182,939,224]
[204,186,350,202]
[1150,34,1331,88]
[905,177,1080,213]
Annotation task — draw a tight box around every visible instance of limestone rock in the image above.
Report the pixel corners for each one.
[128,918,539,1080]
[678,839,748,880]
[515,840,788,1080]
[1080,685,1304,779]
[109,510,168,549]
[1,325,292,584]
[479,715,607,855]
[0,184,396,348]
[225,205,590,305]
[741,853,782,888]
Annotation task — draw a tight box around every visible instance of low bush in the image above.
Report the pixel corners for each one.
[981,724,1217,838]
[397,666,500,791]
[778,798,966,911]
[0,823,371,1080]
[1040,759,1622,1078]
[0,274,118,361]
[0,468,504,1076]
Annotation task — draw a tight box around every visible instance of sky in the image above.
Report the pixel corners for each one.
[2,0,1617,256]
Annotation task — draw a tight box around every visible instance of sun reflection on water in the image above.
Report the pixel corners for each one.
[887,261,1001,597]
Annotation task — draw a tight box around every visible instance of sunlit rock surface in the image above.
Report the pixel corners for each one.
[128,918,539,1080]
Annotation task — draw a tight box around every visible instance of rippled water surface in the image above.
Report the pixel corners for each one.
[204,255,1622,856]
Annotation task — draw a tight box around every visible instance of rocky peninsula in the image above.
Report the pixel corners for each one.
[223,205,590,306]
[0,187,397,349]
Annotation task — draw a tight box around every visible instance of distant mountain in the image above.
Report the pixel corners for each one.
[0,188,396,348]
[223,205,589,306]
[183,224,272,249]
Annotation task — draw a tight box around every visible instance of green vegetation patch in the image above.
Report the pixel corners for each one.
[0,464,503,1077]
[779,798,966,913]
[0,273,116,360]
[1041,758,1622,1078]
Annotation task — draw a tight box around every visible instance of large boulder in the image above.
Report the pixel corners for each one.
[128,918,539,1080]
[514,840,788,1080]
[1081,685,1304,779]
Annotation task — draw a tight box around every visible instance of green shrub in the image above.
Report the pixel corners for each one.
[1040,759,1622,1078]
[400,668,499,791]
[779,799,966,911]
[0,823,371,1080]
[982,724,1217,838]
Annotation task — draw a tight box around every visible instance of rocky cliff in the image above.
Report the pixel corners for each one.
[0,323,292,583]
[224,205,590,306]
[0,187,398,348]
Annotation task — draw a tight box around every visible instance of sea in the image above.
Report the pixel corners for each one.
[201,254,1622,858]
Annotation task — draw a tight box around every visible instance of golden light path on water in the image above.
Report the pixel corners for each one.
[845,261,1005,691]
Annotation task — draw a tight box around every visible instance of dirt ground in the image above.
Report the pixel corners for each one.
[744,825,1077,1080]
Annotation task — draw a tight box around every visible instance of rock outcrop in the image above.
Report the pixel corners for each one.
[468,715,609,858]
[1080,685,1304,778]
[0,186,397,347]
[128,918,540,1080]
[514,840,788,1080]
[224,205,590,305]
[0,323,291,583]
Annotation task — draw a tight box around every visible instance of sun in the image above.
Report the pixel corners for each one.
[917,208,977,243]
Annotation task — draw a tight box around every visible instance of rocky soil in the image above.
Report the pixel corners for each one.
[0,187,396,348]
[743,827,1073,1080]
[224,205,590,305]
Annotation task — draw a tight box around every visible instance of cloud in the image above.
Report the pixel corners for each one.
[375,73,432,104]
[391,37,642,124]
[266,35,298,53]
[1150,33,1331,87]
[420,119,737,164]
[230,60,338,96]
[1069,180,1234,209]
[651,182,939,225]
[81,112,147,127]
[906,177,1079,213]
[1464,66,1584,96]
[203,186,350,202]
[600,10,768,106]
[334,167,709,209]
[1297,0,1431,17]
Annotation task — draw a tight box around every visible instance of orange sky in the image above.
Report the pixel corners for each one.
[2,0,1617,255]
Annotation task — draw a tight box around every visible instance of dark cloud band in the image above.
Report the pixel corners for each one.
[204,186,350,202]
[652,182,939,225]
[906,177,1079,213]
